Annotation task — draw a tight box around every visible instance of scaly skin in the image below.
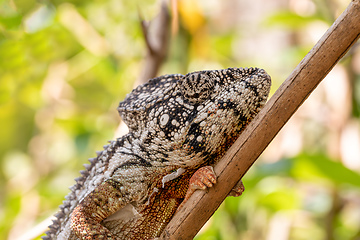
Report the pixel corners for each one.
[43,67,271,240]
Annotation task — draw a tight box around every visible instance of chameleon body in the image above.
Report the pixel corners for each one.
[43,67,271,239]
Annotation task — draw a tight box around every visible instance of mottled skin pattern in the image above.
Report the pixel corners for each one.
[43,67,271,240]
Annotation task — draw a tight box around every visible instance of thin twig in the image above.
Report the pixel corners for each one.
[116,0,171,137]
[135,0,171,86]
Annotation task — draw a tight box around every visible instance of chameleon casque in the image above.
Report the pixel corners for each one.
[43,67,271,239]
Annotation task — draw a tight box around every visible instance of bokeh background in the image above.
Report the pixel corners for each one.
[1,0,360,239]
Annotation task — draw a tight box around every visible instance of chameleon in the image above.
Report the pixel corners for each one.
[43,67,271,239]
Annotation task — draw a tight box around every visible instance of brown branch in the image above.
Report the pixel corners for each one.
[160,0,360,239]
[116,1,171,137]
[135,0,171,86]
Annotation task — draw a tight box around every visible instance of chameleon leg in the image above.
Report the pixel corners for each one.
[177,167,245,211]
[71,176,148,240]
[71,179,127,239]
[228,179,245,197]
[177,166,217,210]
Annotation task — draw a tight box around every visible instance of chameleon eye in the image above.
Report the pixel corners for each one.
[180,72,214,103]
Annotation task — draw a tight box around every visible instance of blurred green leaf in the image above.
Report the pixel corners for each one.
[292,153,360,187]
[259,189,299,211]
[0,14,22,29]
[265,11,324,29]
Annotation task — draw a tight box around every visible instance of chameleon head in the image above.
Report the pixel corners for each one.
[118,67,271,168]
[174,67,271,167]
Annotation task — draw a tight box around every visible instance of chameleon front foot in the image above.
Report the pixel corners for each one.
[177,167,245,211]
[177,166,217,210]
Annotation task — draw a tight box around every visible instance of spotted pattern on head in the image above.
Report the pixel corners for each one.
[180,72,214,103]
[118,67,271,167]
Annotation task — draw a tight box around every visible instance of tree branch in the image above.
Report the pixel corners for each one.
[160,0,360,239]
[116,1,171,137]
[135,0,170,86]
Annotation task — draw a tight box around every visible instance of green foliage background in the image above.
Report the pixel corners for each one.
[1,0,360,239]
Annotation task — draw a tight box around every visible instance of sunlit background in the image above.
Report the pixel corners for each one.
[1,0,360,239]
